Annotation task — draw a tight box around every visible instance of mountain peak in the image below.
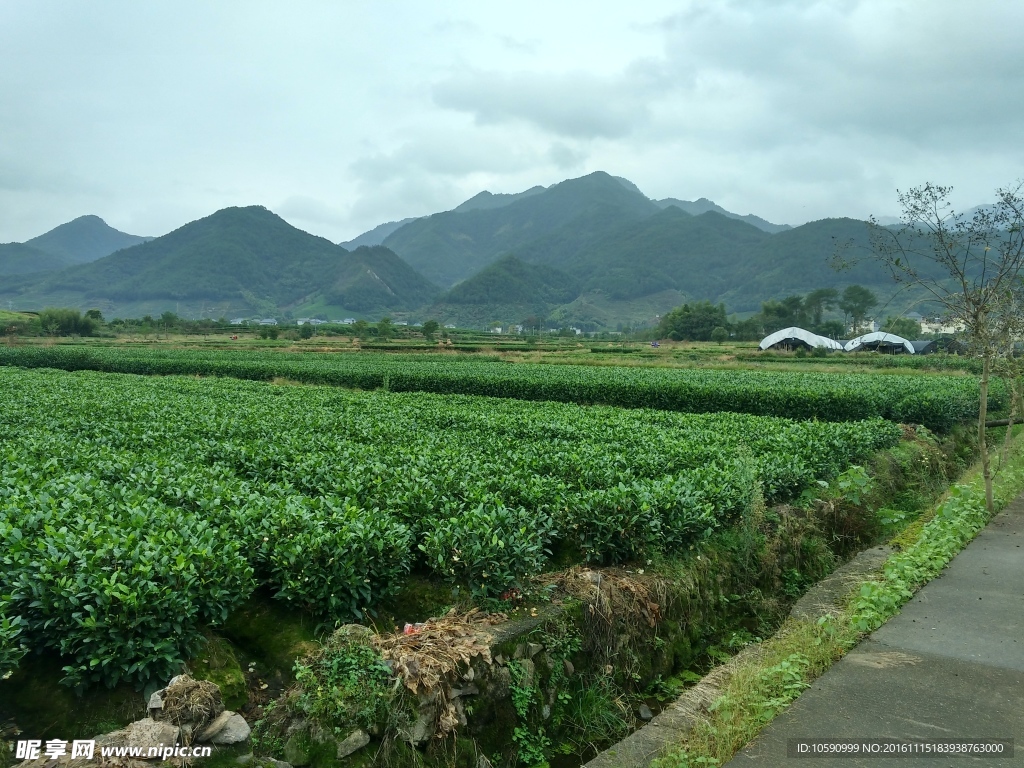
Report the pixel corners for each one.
[654,197,790,234]
[25,214,153,266]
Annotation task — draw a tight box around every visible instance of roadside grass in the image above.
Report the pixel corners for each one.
[650,426,1024,768]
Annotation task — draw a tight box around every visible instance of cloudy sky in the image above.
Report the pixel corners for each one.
[2,0,1021,243]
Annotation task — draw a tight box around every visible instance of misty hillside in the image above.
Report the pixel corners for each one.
[382,171,660,287]
[325,245,439,312]
[0,206,436,317]
[27,215,152,264]
[0,243,68,276]
[525,207,771,302]
[452,186,546,213]
[654,198,791,234]
[1,215,152,276]
[427,255,580,328]
[0,171,934,326]
[340,217,418,249]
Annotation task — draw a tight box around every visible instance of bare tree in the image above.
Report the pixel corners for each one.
[991,280,1024,471]
[867,181,1024,511]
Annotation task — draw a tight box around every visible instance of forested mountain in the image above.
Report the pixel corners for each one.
[0,207,435,318]
[517,206,770,301]
[381,171,660,287]
[426,255,579,327]
[1,172,929,327]
[0,243,67,276]
[326,245,439,312]
[339,217,418,249]
[26,215,152,264]
[0,215,151,276]
[452,186,546,213]
[654,198,790,234]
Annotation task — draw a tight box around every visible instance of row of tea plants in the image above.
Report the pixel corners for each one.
[2,366,902,688]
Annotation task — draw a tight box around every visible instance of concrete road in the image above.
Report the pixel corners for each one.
[727,494,1024,767]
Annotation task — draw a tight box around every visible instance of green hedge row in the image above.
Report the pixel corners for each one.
[0,367,902,686]
[0,346,996,431]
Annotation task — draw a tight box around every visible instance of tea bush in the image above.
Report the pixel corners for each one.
[0,346,995,432]
[0,366,906,685]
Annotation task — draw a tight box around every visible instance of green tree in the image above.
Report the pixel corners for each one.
[299,324,314,339]
[804,288,839,326]
[37,308,96,337]
[838,285,877,333]
[881,316,921,339]
[352,320,370,339]
[711,326,729,345]
[84,309,104,322]
[376,317,394,341]
[760,295,808,333]
[816,319,846,339]
[658,301,728,341]
[421,320,440,340]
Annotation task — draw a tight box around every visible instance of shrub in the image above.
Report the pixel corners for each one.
[240,495,412,619]
[0,480,254,688]
[0,596,27,680]
[420,502,555,596]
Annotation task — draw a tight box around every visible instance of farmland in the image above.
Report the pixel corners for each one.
[0,365,904,689]
[0,345,996,431]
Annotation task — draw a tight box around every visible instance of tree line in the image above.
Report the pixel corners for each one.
[657,284,904,342]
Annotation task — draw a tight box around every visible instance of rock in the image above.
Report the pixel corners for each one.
[450,684,479,698]
[563,659,575,676]
[489,666,512,699]
[639,704,654,721]
[399,711,434,746]
[463,666,475,682]
[330,624,374,643]
[541,704,551,720]
[477,754,494,768]
[208,713,251,745]
[494,653,506,665]
[235,754,254,764]
[336,730,370,759]
[265,760,293,768]
[197,710,234,742]
[147,690,164,712]
[513,644,526,660]
[282,735,310,767]
[127,719,181,758]
[518,658,536,683]
[284,719,309,738]
[526,643,544,658]
[94,730,129,748]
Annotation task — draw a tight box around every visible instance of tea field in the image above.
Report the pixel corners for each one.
[0,366,903,688]
[0,345,996,431]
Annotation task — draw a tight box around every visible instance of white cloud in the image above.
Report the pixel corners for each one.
[0,0,1021,242]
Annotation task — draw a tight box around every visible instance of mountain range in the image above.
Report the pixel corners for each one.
[0,172,921,328]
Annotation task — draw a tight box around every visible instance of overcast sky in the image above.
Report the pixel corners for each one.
[2,0,1022,243]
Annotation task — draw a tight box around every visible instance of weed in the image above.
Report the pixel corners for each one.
[290,626,397,732]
